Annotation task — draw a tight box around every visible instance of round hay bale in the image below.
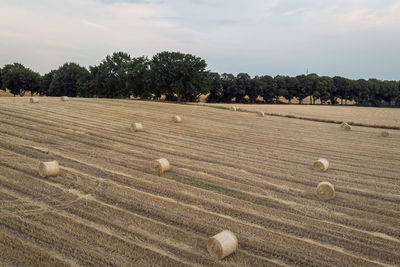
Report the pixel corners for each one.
[257,111,264,117]
[131,122,144,132]
[61,96,69,101]
[172,115,182,123]
[343,123,351,131]
[30,97,39,103]
[207,230,238,260]
[151,158,170,175]
[316,181,335,201]
[313,158,329,172]
[381,131,389,137]
[38,160,59,178]
[340,122,347,128]
[230,106,237,111]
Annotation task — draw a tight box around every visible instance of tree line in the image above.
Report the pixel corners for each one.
[1,51,399,106]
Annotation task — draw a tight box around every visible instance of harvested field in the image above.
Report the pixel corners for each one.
[202,103,400,128]
[0,97,400,266]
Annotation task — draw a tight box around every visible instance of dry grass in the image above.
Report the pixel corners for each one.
[0,97,399,266]
[201,103,400,128]
[0,90,13,97]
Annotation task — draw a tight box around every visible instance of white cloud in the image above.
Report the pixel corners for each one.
[0,0,399,79]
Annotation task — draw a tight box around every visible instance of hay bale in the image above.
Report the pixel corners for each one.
[381,131,389,137]
[313,158,329,172]
[172,115,182,123]
[151,158,170,175]
[131,122,144,132]
[30,97,39,103]
[342,123,351,131]
[61,96,69,101]
[230,106,237,111]
[257,111,264,117]
[207,230,238,260]
[340,122,347,128]
[38,160,59,178]
[316,181,335,201]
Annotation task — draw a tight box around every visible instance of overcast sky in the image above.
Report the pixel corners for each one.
[0,0,399,80]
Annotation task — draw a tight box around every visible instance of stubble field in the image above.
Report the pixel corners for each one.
[202,103,400,128]
[0,97,399,266]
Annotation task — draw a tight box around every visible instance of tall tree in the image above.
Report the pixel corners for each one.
[150,51,208,102]
[127,56,151,99]
[235,73,251,103]
[354,79,369,105]
[295,74,310,104]
[91,52,133,98]
[248,76,264,103]
[220,73,236,102]
[206,72,223,103]
[1,63,40,96]
[318,76,334,104]
[333,76,348,104]
[25,70,41,96]
[259,75,276,103]
[274,75,289,103]
[49,62,90,97]
[41,70,56,96]
[0,67,3,91]
[367,79,381,106]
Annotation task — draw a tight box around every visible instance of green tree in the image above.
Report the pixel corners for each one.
[295,74,309,104]
[274,75,289,103]
[1,63,40,96]
[259,75,276,103]
[379,81,399,105]
[150,51,208,102]
[0,67,3,91]
[91,52,133,98]
[127,56,152,99]
[220,73,236,102]
[318,76,334,104]
[248,76,264,103]
[367,79,381,106]
[206,72,223,103]
[25,70,41,96]
[49,62,90,97]
[235,73,251,103]
[41,70,56,96]
[354,79,369,105]
[333,76,349,104]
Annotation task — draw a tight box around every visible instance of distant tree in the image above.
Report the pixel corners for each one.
[219,73,236,102]
[259,75,276,103]
[367,79,381,106]
[235,73,251,103]
[333,76,349,104]
[206,72,223,103]
[397,81,400,106]
[1,63,40,96]
[49,62,90,97]
[150,51,208,102]
[295,74,310,104]
[127,56,151,99]
[25,70,41,96]
[283,76,299,103]
[354,79,369,105]
[379,80,399,105]
[41,70,56,96]
[90,52,133,98]
[318,76,334,104]
[0,67,3,91]
[274,75,289,103]
[248,76,264,103]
